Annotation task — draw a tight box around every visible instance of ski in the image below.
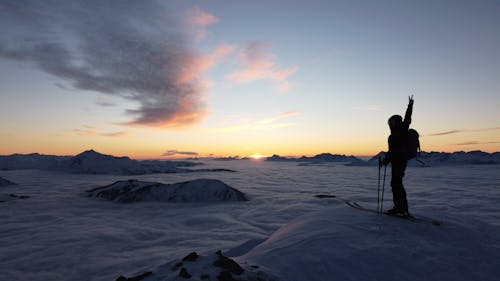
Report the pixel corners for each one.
[316,194,441,226]
[346,200,441,226]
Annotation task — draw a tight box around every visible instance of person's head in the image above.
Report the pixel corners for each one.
[388,115,402,131]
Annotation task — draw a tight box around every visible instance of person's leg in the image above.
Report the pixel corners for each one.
[391,161,408,213]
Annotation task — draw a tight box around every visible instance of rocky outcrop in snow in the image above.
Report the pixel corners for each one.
[122,250,275,281]
[87,179,248,203]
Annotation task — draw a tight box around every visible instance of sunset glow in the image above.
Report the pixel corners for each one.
[249,154,266,160]
[1,1,499,158]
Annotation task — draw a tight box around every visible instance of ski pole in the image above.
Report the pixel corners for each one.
[380,164,387,213]
[377,157,381,214]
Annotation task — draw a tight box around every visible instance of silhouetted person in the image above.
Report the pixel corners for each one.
[383,96,414,216]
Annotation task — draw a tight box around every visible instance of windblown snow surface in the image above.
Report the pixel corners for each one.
[1,161,499,281]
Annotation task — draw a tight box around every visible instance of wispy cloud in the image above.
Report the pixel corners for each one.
[257,111,301,124]
[210,111,301,132]
[429,127,500,136]
[73,128,128,137]
[453,141,500,146]
[0,1,210,128]
[95,97,116,107]
[429,130,462,136]
[226,41,299,93]
[185,6,219,41]
[352,105,384,111]
[162,150,199,157]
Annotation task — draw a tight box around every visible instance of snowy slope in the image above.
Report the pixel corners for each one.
[127,201,500,281]
[237,202,500,281]
[87,179,248,203]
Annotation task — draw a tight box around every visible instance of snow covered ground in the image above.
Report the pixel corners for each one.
[1,161,499,281]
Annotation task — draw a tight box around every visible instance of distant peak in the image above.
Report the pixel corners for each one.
[74,149,108,158]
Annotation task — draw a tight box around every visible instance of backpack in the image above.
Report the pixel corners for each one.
[406,128,421,160]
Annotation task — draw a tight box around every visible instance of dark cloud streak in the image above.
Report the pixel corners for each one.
[162,150,199,157]
[0,0,207,127]
[429,127,500,137]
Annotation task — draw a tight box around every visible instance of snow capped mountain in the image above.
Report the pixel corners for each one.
[0,150,227,175]
[267,153,364,164]
[87,179,248,203]
[0,153,70,170]
[67,150,145,174]
[365,150,500,166]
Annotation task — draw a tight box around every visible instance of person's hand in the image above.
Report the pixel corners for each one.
[408,95,414,106]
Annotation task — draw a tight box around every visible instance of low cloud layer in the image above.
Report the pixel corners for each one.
[0,0,208,127]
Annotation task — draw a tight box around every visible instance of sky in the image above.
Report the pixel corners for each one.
[1,0,499,159]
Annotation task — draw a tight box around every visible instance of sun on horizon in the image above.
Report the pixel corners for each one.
[249,154,266,160]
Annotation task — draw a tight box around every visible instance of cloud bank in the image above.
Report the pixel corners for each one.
[0,0,209,128]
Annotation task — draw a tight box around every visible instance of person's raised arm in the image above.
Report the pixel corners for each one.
[403,95,414,130]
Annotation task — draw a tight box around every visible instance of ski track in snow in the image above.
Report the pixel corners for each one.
[0,162,499,280]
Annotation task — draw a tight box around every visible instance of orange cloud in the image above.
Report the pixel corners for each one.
[73,128,128,137]
[226,41,299,92]
[185,6,219,40]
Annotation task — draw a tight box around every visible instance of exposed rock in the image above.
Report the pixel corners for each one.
[134,250,276,281]
[182,252,199,262]
[217,270,237,281]
[213,250,244,275]
[178,267,192,279]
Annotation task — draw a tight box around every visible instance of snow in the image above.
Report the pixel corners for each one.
[0,161,499,281]
[87,179,248,203]
[237,203,500,281]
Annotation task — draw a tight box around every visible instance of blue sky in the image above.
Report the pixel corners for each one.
[1,0,499,158]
